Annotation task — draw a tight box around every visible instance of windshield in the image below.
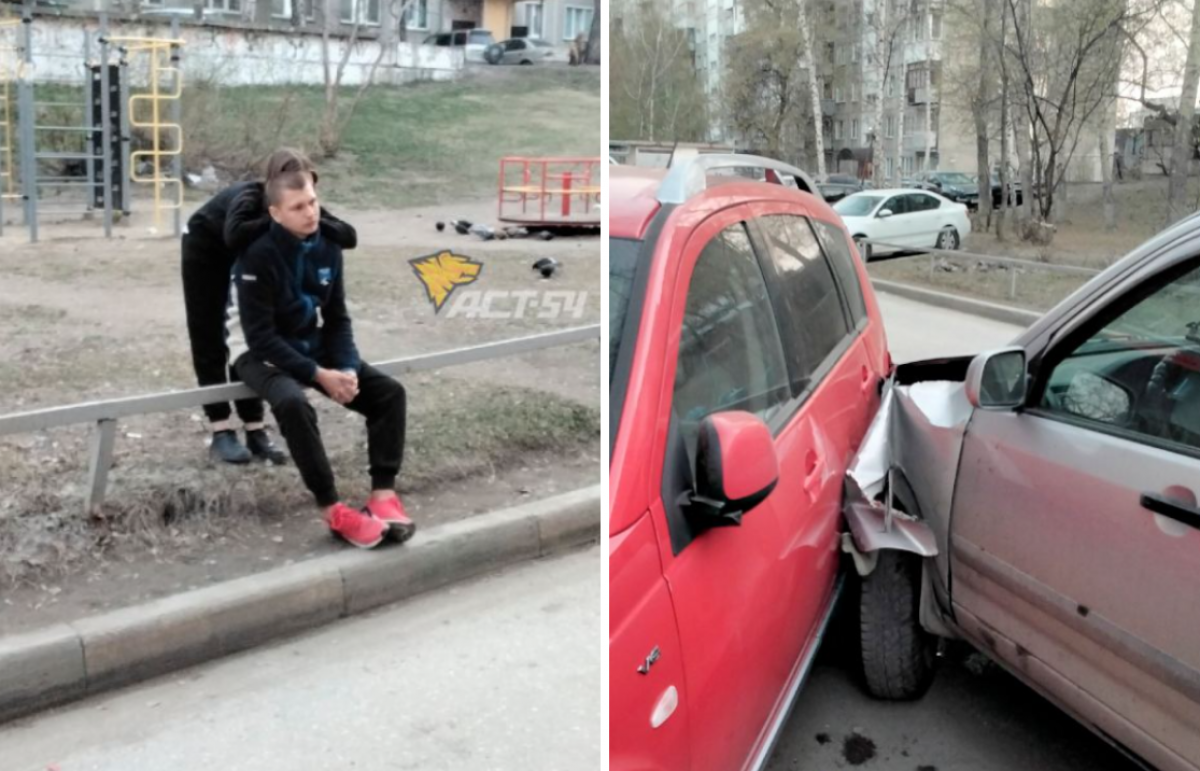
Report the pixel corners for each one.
[610,239,641,384]
[470,31,494,43]
[833,195,883,217]
[938,173,974,185]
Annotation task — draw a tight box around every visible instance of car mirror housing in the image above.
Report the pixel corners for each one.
[965,347,1028,410]
[877,209,893,218]
[685,411,779,529]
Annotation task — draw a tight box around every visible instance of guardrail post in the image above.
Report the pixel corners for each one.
[1009,268,1018,300]
[86,418,117,513]
[928,251,935,282]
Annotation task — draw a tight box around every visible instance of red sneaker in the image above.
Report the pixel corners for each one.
[365,495,416,544]
[326,503,387,549]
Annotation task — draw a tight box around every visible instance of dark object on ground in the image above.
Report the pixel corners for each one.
[842,733,877,766]
[470,223,496,241]
[452,219,472,235]
[503,226,530,239]
[436,221,446,232]
[815,733,831,745]
[538,230,554,241]
[918,766,939,771]
[533,257,559,278]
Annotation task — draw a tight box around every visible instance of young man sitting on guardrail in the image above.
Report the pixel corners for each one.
[182,148,357,466]
[227,169,414,550]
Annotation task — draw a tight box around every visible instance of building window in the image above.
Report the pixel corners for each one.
[851,119,859,139]
[340,0,381,25]
[826,43,835,64]
[514,1,542,37]
[932,12,943,39]
[271,0,317,19]
[852,43,860,62]
[205,0,242,13]
[885,115,895,138]
[886,157,895,178]
[835,121,843,140]
[835,86,844,103]
[564,5,594,40]
[403,0,430,29]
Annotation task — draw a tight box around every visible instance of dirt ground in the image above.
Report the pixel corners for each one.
[0,200,600,636]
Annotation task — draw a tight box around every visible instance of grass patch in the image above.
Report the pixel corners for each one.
[869,256,1093,312]
[183,69,600,208]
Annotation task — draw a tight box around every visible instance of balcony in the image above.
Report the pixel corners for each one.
[821,99,837,116]
[903,130,938,152]
[907,86,937,105]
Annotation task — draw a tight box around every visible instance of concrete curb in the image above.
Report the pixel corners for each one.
[871,279,1043,328]
[0,485,600,725]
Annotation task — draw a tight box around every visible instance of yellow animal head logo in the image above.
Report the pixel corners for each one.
[410,251,484,312]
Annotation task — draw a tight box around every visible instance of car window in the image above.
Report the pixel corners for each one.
[505,39,523,51]
[1039,261,1200,452]
[812,218,868,326]
[672,223,791,458]
[756,215,852,395]
[883,195,909,215]
[915,193,940,211]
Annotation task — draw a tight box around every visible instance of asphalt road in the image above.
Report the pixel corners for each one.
[766,292,1139,771]
[0,547,600,771]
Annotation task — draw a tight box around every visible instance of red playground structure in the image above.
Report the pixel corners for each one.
[498,156,600,228]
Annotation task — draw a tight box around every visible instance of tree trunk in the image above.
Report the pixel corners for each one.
[974,0,993,229]
[923,8,934,174]
[996,0,1009,240]
[585,2,600,65]
[871,2,888,188]
[799,0,825,178]
[1167,0,1200,225]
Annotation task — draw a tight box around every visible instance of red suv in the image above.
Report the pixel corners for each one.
[609,156,891,771]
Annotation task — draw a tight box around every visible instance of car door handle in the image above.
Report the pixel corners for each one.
[1139,493,1200,530]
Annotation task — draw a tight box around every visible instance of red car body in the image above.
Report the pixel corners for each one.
[609,161,892,771]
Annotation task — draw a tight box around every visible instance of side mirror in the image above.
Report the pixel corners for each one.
[877,209,894,218]
[965,347,1028,410]
[686,411,779,528]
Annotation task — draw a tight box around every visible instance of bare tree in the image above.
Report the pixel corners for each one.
[584,1,601,65]
[724,0,811,164]
[610,2,707,142]
[1167,0,1200,224]
[798,0,826,177]
[974,0,995,229]
[1004,0,1134,228]
[867,0,914,188]
[318,0,413,158]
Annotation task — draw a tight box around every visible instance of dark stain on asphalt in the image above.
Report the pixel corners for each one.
[842,733,877,765]
[815,732,832,745]
[917,765,938,771]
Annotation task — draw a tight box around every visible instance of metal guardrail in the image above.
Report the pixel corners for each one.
[0,325,600,512]
[862,239,1102,300]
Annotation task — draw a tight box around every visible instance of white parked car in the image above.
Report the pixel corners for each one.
[833,188,971,260]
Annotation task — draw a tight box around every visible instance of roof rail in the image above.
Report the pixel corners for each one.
[656,154,823,205]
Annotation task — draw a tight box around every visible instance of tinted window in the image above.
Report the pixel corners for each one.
[883,195,910,215]
[756,215,852,394]
[812,218,868,326]
[505,39,523,50]
[914,193,940,211]
[609,238,640,383]
[1040,261,1200,452]
[673,224,790,456]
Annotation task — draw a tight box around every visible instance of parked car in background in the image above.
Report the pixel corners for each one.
[982,172,1024,207]
[911,170,980,209]
[610,155,891,771]
[833,189,971,260]
[484,37,557,65]
[422,29,496,62]
[848,212,1200,771]
[819,175,872,203]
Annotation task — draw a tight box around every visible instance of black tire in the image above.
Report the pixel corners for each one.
[859,549,938,700]
[936,226,960,250]
[853,234,872,261]
[520,59,533,65]
[484,44,504,65]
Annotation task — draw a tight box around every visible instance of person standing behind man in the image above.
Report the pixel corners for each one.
[181,148,356,465]
[230,169,414,549]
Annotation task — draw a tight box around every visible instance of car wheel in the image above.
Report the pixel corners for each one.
[853,235,872,261]
[936,226,960,250]
[520,59,533,65]
[484,44,504,65]
[859,549,938,700]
